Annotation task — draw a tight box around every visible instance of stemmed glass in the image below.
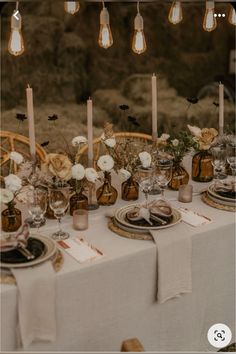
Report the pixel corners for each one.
[49,187,70,240]
[210,145,227,180]
[226,143,236,177]
[135,166,154,207]
[155,159,173,199]
[27,189,47,233]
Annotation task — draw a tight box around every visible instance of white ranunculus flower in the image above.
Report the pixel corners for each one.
[160,133,170,141]
[4,174,22,193]
[72,164,85,180]
[139,151,152,168]
[0,188,14,204]
[187,125,201,138]
[97,155,114,172]
[171,139,179,147]
[9,151,24,164]
[72,136,87,147]
[104,138,116,148]
[85,168,99,183]
[118,168,131,182]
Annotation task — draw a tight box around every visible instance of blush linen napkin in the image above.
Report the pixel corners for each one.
[11,261,56,349]
[150,230,192,304]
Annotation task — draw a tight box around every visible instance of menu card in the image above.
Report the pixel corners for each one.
[179,208,212,227]
[57,238,103,263]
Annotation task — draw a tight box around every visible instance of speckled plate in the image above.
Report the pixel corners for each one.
[115,204,182,231]
[208,184,236,204]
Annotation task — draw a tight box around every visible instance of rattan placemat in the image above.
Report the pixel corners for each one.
[202,192,236,212]
[108,218,153,241]
[0,249,64,285]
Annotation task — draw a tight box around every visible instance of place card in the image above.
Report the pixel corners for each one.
[57,238,103,263]
[179,208,212,227]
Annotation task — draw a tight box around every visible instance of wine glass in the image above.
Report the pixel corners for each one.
[155,159,173,199]
[49,187,70,240]
[27,189,47,233]
[135,166,154,207]
[210,145,227,180]
[226,143,236,177]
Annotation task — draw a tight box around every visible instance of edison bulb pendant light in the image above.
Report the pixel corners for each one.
[228,5,236,25]
[8,9,24,56]
[98,5,113,49]
[203,1,217,32]
[168,1,183,24]
[132,3,146,54]
[64,2,80,15]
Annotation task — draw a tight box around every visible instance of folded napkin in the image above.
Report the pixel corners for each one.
[150,229,192,304]
[214,180,236,193]
[11,261,56,348]
[179,208,212,227]
[0,224,29,252]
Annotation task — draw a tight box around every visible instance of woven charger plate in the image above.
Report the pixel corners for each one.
[202,192,236,212]
[0,250,64,285]
[108,218,153,241]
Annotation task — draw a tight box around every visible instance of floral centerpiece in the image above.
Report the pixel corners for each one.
[188,125,218,182]
[96,154,118,206]
[1,152,24,232]
[163,131,197,190]
[101,122,152,201]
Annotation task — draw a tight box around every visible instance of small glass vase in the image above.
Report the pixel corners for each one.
[96,172,118,206]
[192,150,213,182]
[169,162,189,190]
[121,176,139,201]
[1,206,22,232]
[70,191,88,216]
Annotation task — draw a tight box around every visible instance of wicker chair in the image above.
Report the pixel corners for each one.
[0,130,46,178]
[77,132,153,168]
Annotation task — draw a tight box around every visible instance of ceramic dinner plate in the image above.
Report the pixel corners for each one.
[208,184,236,204]
[114,204,182,231]
[0,235,57,269]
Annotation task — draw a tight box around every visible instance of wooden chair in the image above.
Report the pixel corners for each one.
[0,130,46,177]
[77,132,153,168]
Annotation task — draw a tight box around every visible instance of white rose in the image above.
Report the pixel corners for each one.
[171,139,179,147]
[139,151,152,168]
[9,151,24,164]
[85,168,99,183]
[4,174,22,193]
[72,136,87,147]
[187,125,201,138]
[104,138,116,148]
[97,155,114,172]
[0,188,14,204]
[118,168,131,182]
[71,164,85,180]
[160,133,170,141]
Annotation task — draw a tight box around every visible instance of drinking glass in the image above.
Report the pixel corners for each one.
[135,166,154,206]
[27,189,47,233]
[210,145,227,180]
[226,143,236,177]
[155,159,173,199]
[49,187,70,240]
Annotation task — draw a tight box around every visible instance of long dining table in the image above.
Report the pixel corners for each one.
[0,179,235,352]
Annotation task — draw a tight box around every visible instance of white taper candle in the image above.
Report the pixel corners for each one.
[26,84,36,159]
[87,98,93,167]
[219,82,224,136]
[152,73,158,141]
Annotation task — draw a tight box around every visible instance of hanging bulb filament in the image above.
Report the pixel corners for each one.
[203,1,217,32]
[8,2,24,56]
[228,5,236,26]
[168,1,183,25]
[132,2,147,54]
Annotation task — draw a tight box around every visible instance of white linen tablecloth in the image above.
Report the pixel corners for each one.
[1,186,235,352]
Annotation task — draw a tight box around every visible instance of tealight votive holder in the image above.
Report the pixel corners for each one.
[73,209,88,231]
[178,184,193,203]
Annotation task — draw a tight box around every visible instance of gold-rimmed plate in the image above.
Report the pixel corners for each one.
[114,204,182,231]
[208,184,236,203]
[0,235,57,269]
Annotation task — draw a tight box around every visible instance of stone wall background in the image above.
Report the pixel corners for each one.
[1,1,235,151]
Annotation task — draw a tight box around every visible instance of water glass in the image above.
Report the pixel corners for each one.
[156,159,173,199]
[226,143,236,177]
[211,145,226,180]
[135,166,154,206]
[27,189,47,233]
[49,187,70,240]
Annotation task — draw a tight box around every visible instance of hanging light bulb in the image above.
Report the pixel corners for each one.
[168,1,183,25]
[8,2,24,56]
[132,2,146,55]
[228,5,236,25]
[64,2,80,15]
[203,1,217,32]
[98,2,113,49]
